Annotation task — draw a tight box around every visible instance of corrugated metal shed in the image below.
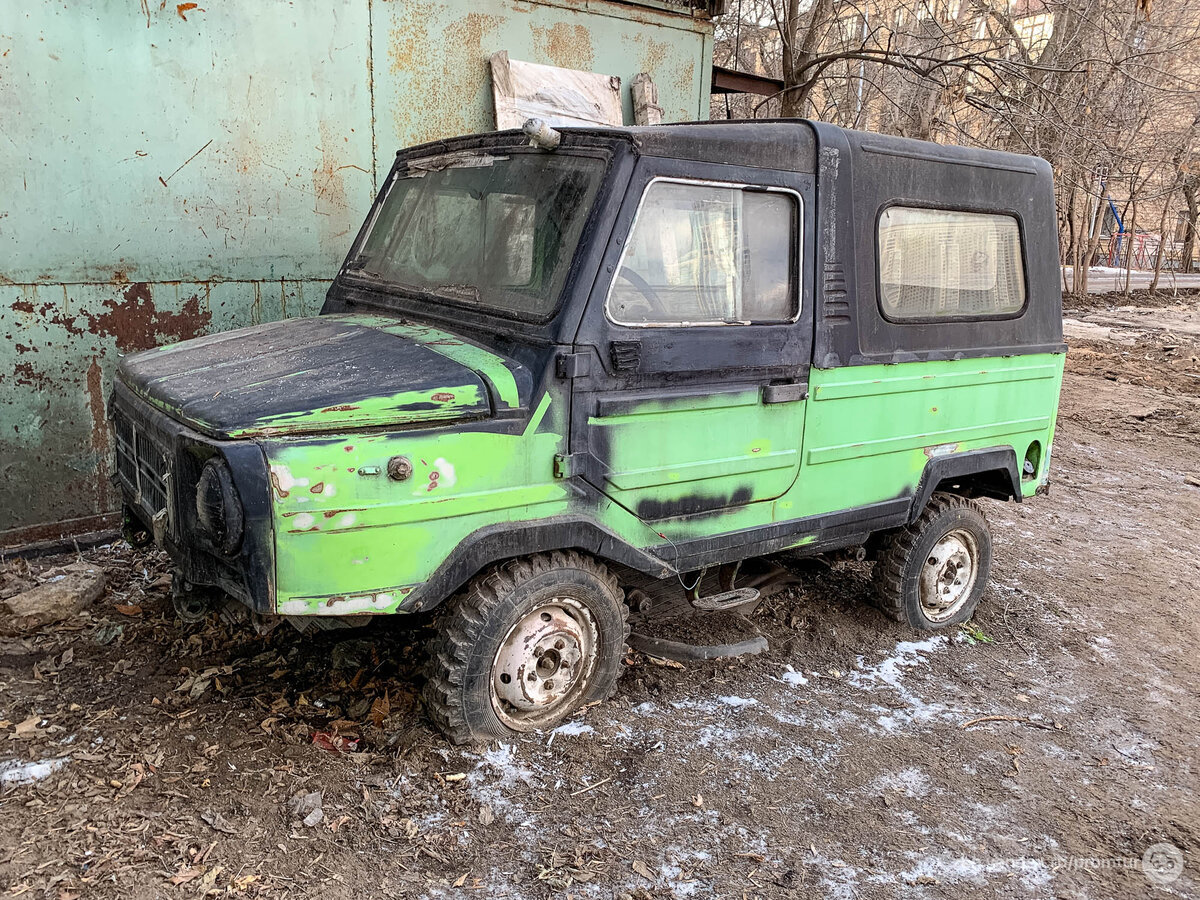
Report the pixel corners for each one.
[0,0,714,543]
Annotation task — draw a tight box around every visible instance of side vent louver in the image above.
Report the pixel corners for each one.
[822,262,851,324]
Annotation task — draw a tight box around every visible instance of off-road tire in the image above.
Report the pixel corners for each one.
[422,551,629,744]
[872,492,993,630]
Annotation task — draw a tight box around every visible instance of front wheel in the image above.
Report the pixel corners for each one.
[422,552,628,743]
[872,493,993,630]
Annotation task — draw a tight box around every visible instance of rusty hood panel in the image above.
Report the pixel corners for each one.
[115,314,522,438]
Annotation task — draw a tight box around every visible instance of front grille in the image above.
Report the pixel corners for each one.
[113,407,170,516]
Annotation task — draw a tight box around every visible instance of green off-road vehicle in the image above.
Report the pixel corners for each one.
[110,119,1064,742]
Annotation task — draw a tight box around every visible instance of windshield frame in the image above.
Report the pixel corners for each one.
[338,145,615,327]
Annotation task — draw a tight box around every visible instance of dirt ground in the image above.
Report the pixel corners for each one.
[2,300,1199,899]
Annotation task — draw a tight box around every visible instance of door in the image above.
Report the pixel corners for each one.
[569,161,814,523]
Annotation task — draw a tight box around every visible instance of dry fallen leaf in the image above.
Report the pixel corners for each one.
[12,715,42,739]
[167,867,204,885]
[369,691,391,728]
[632,860,655,881]
[201,809,237,835]
[198,865,222,892]
[114,604,142,616]
[644,655,685,670]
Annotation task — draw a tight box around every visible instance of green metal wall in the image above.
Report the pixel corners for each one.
[0,0,713,543]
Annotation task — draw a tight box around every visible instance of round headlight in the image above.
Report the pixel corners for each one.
[196,458,244,555]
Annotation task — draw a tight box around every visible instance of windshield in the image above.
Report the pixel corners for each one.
[346,150,605,320]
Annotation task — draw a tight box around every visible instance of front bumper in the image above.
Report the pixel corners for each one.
[109,380,276,613]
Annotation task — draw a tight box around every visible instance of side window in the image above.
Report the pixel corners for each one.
[878,207,1026,320]
[608,181,798,326]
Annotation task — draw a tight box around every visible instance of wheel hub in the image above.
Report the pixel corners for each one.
[919,530,979,621]
[492,601,594,719]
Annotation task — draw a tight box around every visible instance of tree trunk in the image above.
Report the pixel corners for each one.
[1122,196,1138,297]
[780,0,833,119]
[1149,184,1177,295]
[1182,177,1199,274]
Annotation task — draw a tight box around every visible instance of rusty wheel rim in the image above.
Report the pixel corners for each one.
[490,597,599,731]
[919,529,979,622]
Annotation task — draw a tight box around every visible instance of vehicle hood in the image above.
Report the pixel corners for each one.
[116,314,528,438]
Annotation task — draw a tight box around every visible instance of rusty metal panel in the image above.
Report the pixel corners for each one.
[0,0,713,540]
[0,3,375,284]
[375,0,713,150]
[0,280,320,540]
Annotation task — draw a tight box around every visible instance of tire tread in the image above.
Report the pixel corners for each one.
[421,551,626,744]
[872,493,985,625]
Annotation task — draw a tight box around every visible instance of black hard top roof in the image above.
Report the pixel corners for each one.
[400,119,1049,179]
[604,119,1049,177]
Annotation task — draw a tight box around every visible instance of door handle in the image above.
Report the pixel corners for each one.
[762,382,808,404]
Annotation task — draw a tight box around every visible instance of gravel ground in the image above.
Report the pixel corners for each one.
[1,304,1198,900]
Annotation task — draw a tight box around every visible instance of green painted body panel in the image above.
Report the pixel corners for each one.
[267,392,573,615]
[794,354,1064,514]
[586,386,805,510]
[265,352,1064,615]
[232,383,487,438]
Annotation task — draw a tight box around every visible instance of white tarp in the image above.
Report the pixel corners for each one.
[490,51,622,130]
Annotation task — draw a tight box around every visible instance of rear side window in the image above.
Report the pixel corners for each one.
[608,181,798,326]
[878,207,1026,320]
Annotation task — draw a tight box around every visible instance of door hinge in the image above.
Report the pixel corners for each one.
[553,453,578,479]
[556,352,591,379]
[762,382,808,404]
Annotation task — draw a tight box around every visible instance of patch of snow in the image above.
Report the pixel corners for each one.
[717,695,757,708]
[848,637,959,732]
[465,743,539,825]
[547,721,594,746]
[898,853,1052,889]
[632,701,658,717]
[0,757,68,785]
[849,637,947,690]
[802,850,863,900]
[782,666,809,686]
[873,696,954,733]
[870,767,932,798]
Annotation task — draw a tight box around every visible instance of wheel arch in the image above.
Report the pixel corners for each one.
[909,447,1021,522]
[402,516,670,613]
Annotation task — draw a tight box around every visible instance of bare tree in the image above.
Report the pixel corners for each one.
[712,0,1200,293]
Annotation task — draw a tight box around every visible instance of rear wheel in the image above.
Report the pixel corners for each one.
[872,493,992,630]
[422,551,628,743]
